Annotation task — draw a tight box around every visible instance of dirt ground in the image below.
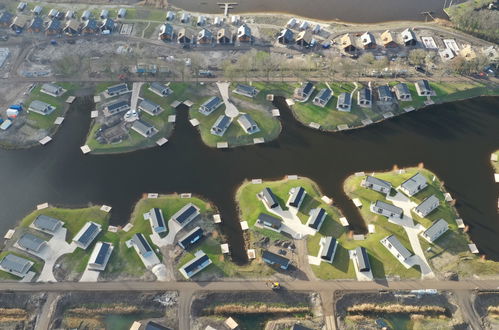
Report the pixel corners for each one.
[0,292,47,330]
[475,292,499,330]
[190,291,323,330]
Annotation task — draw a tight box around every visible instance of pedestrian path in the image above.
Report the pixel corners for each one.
[216,82,240,118]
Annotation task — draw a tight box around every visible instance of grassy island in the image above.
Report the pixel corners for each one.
[344,166,499,279]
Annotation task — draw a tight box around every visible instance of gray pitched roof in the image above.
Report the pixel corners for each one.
[423,218,448,239]
[364,175,392,190]
[33,214,62,232]
[358,87,371,101]
[133,233,152,255]
[0,254,32,274]
[374,200,403,216]
[414,195,439,215]
[315,88,332,102]
[132,119,154,135]
[237,114,257,131]
[17,233,46,252]
[377,85,393,99]
[401,172,427,192]
[139,99,160,113]
[337,92,351,105]
[383,235,412,259]
[394,83,410,95]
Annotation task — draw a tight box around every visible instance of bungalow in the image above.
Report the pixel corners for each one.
[402,28,417,46]
[414,195,439,218]
[177,28,191,43]
[199,96,223,115]
[210,114,231,136]
[237,24,251,42]
[380,30,398,48]
[10,16,29,33]
[361,175,392,195]
[117,8,127,19]
[170,203,200,227]
[166,11,175,21]
[179,250,212,279]
[237,113,259,134]
[380,235,413,264]
[340,34,356,52]
[17,233,47,253]
[45,19,62,36]
[259,187,279,209]
[312,88,332,107]
[81,10,91,21]
[178,226,204,250]
[105,100,130,116]
[17,2,27,12]
[217,28,231,44]
[100,18,115,33]
[258,213,282,230]
[149,82,172,97]
[286,18,297,28]
[312,24,321,34]
[63,20,80,36]
[48,9,59,19]
[131,120,157,138]
[370,200,404,219]
[357,87,372,107]
[307,207,327,231]
[262,250,290,270]
[82,19,99,35]
[360,32,376,49]
[0,254,33,277]
[88,241,113,271]
[33,214,63,234]
[354,246,371,272]
[234,84,258,97]
[415,80,433,96]
[158,23,174,41]
[393,83,412,101]
[0,12,13,27]
[296,30,312,47]
[213,17,222,26]
[377,85,393,102]
[147,208,167,234]
[197,15,206,26]
[132,233,154,257]
[197,28,213,44]
[294,81,314,101]
[41,83,63,97]
[421,218,449,243]
[180,12,191,24]
[65,10,75,20]
[320,237,338,263]
[400,172,427,196]
[439,48,455,61]
[277,28,294,44]
[27,17,44,33]
[287,186,306,209]
[100,9,109,19]
[32,6,43,16]
[73,221,102,249]
[28,100,55,115]
[138,99,163,116]
[336,92,352,112]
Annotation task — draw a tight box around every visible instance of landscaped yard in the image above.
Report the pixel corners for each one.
[0,250,43,280]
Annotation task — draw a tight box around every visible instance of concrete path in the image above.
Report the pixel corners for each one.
[216,82,240,118]
[130,82,143,111]
[387,192,435,279]
[261,202,317,239]
[149,219,182,247]
[455,290,483,330]
[79,268,100,282]
[34,292,58,330]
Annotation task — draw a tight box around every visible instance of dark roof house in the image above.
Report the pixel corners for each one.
[262,250,290,270]
[354,247,371,272]
[307,207,327,230]
[320,237,338,263]
[178,226,204,249]
[259,187,279,209]
[277,28,294,44]
[312,88,332,107]
[210,115,231,136]
[170,203,200,226]
[237,113,259,134]
[257,213,282,230]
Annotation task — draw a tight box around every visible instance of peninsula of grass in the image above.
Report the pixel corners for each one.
[236,176,421,279]
[25,82,77,131]
[344,166,499,279]
[189,83,282,148]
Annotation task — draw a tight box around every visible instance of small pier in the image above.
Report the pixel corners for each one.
[218,2,238,17]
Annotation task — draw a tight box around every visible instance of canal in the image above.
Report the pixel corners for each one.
[0,95,497,263]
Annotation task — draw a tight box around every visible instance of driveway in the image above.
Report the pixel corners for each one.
[216,82,240,118]
[261,202,317,239]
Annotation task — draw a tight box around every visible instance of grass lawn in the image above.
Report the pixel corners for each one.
[25,82,78,131]
[189,83,282,148]
[0,251,43,281]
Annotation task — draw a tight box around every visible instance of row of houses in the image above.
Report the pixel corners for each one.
[158,23,252,44]
[209,112,260,137]
[338,29,417,53]
[165,11,241,26]
[14,3,127,20]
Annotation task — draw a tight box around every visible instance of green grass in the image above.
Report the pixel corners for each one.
[189,83,282,148]
[0,251,43,280]
[25,83,77,130]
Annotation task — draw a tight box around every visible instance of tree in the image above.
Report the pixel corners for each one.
[408,49,427,67]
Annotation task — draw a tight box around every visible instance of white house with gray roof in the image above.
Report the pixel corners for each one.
[421,218,449,243]
[32,215,63,234]
[211,115,231,136]
[73,221,102,249]
[361,176,392,195]
[131,120,157,138]
[370,200,404,218]
[28,100,55,115]
[146,208,167,234]
[414,195,439,218]
[41,83,64,97]
[88,241,113,271]
[357,87,372,108]
[393,83,412,101]
[400,172,428,196]
[149,82,172,97]
[237,114,259,134]
[199,96,223,115]
[312,88,332,107]
[233,84,258,98]
[0,254,33,277]
[336,92,352,112]
[415,80,433,96]
[138,99,163,116]
[16,233,47,253]
[380,235,413,264]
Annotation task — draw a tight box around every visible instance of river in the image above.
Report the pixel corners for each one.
[0,95,497,263]
[169,0,463,23]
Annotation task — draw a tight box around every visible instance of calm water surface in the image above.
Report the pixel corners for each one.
[169,0,461,23]
[0,96,497,262]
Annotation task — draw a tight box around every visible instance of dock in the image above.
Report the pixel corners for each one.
[253,137,265,144]
[122,223,133,232]
[444,193,453,202]
[100,205,112,213]
[247,249,256,259]
[495,174,499,183]
[404,106,415,112]
[382,112,394,119]
[156,138,168,146]
[352,198,362,208]
[91,110,99,118]
[337,124,349,131]
[189,119,200,127]
[180,193,192,198]
[65,96,76,104]
[309,122,320,129]
[217,142,228,149]
[240,221,249,231]
[339,217,349,227]
[286,98,294,106]
[54,117,64,125]
[355,172,365,177]
[171,100,181,108]
[168,115,176,123]
[4,229,15,239]
[37,202,49,210]
[456,218,465,229]
[368,224,375,234]
[80,145,91,154]
[361,119,373,126]
[213,214,222,224]
[217,2,238,16]
[39,136,52,145]
[183,100,194,107]
[321,196,332,205]
[252,179,262,184]
[93,95,101,103]
[468,244,479,254]
[271,109,280,117]
[147,193,159,199]
[287,175,298,180]
[220,243,229,254]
